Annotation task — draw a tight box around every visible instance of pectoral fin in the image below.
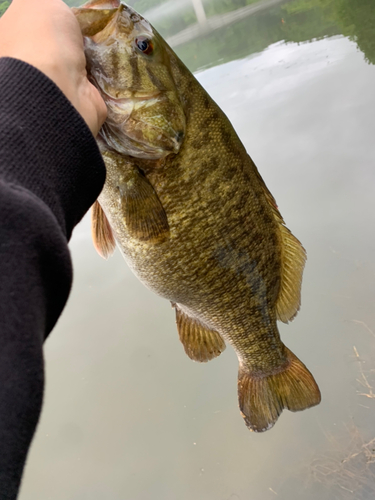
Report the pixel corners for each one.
[118,167,170,243]
[174,305,226,362]
[91,200,116,259]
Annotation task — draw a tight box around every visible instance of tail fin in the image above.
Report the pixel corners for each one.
[238,347,321,432]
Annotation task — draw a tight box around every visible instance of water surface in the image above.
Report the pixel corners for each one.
[19,1,375,499]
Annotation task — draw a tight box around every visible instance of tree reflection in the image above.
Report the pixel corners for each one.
[332,0,375,65]
[0,1,10,17]
[0,0,373,67]
[282,0,375,65]
[176,0,375,72]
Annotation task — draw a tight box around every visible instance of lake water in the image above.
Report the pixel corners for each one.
[19,0,375,499]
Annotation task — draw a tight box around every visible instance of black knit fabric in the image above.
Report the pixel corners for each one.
[0,57,106,498]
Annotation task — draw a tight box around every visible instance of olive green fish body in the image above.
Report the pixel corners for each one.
[74,0,321,432]
[100,85,284,373]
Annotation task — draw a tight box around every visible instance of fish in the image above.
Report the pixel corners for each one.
[73,0,321,432]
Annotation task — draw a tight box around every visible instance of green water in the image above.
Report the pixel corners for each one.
[170,0,375,72]
[3,0,373,71]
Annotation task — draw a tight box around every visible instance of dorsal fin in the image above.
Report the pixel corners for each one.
[250,156,284,223]
[91,200,116,259]
[275,225,306,323]
[249,156,306,323]
[174,305,226,362]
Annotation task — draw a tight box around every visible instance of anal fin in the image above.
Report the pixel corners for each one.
[174,305,226,362]
[91,200,116,259]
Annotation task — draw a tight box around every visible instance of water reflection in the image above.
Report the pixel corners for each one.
[54,0,375,72]
[128,0,375,71]
[282,0,375,65]
[1,0,367,70]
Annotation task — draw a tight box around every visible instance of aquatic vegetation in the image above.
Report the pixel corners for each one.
[304,337,375,499]
[308,422,375,499]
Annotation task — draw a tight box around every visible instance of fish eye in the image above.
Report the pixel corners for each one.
[135,36,153,55]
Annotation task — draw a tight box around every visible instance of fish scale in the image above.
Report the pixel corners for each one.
[74,0,321,432]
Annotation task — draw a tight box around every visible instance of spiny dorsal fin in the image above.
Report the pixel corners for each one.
[174,305,226,362]
[118,168,170,244]
[91,200,116,259]
[249,155,284,223]
[276,225,306,323]
[248,157,306,323]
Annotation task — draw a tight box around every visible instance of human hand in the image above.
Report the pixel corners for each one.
[0,0,107,136]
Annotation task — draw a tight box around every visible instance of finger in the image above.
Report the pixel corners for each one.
[78,80,107,137]
[92,85,108,129]
[90,84,108,135]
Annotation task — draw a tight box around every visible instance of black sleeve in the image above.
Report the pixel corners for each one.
[0,57,106,499]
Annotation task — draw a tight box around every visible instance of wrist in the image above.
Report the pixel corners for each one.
[0,58,106,238]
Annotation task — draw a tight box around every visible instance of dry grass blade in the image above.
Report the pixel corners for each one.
[303,336,375,499]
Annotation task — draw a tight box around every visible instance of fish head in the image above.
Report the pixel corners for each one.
[74,0,186,159]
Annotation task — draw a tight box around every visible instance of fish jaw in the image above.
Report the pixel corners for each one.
[79,0,120,9]
[76,3,186,159]
[97,89,185,159]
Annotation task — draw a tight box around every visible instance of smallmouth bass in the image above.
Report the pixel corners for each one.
[74,0,321,432]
